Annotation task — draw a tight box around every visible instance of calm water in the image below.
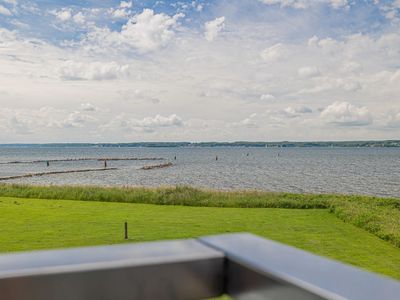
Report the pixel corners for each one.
[0,147,399,198]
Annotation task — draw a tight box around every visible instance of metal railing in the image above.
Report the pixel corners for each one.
[0,233,399,299]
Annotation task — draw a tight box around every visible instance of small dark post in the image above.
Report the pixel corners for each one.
[124,222,128,239]
[104,160,107,168]
[46,161,49,167]
[216,155,218,161]
[174,156,176,160]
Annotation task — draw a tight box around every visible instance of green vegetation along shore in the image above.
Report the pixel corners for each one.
[0,184,399,279]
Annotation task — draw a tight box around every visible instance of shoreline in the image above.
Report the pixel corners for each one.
[0,140,399,148]
[0,181,396,200]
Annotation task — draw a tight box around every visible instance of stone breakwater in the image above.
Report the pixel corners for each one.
[141,162,173,170]
[0,168,118,181]
[0,157,165,164]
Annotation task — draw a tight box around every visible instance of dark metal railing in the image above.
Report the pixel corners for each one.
[0,233,399,299]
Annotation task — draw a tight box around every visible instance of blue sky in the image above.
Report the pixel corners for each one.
[0,0,399,142]
[0,1,394,41]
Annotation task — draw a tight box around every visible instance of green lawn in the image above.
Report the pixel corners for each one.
[1,184,399,248]
[0,196,399,280]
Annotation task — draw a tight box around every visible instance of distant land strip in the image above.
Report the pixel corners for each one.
[0,168,118,181]
[0,157,165,165]
[0,140,399,148]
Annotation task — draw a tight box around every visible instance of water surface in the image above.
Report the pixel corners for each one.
[0,147,399,198]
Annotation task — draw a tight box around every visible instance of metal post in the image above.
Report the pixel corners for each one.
[124,222,128,240]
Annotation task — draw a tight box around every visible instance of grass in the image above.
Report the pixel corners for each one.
[0,184,399,247]
[0,196,400,280]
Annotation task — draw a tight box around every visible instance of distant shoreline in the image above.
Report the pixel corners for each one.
[0,140,399,148]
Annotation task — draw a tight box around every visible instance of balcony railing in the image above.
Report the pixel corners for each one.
[0,233,399,299]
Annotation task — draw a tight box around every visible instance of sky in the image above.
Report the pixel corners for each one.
[0,0,399,143]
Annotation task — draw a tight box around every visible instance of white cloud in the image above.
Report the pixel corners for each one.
[112,8,130,19]
[134,114,183,128]
[204,16,225,41]
[10,20,30,29]
[111,2,133,19]
[0,4,12,15]
[0,110,33,135]
[57,61,130,80]
[73,12,85,25]
[239,113,258,128]
[308,36,340,52]
[80,103,97,112]
[119,9,184,51]
[258,0,309,9]
[329,0,348,9]
[263,106,313,120]
[321,101,373,126]
[52,9,72,21]
[390,70,400,82]
[0,107,98,136]
[297,77,361,94]
[119,89,161,104]
[102,114,183,133]
[57,112,97,128]
[8,116,32,135]
[340,61,362,74]
[298,66,320,78]
[83,9,184,53]
[120,1,132,9]
[387,111,400,128]
[284,106,312,116]
[380,0,400,22]
[260,94,276,101]
[260,43,286,62]
[258,0,349,9]
[385,10,396,20]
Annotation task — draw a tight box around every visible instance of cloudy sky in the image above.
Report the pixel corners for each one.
[0,0,399,143]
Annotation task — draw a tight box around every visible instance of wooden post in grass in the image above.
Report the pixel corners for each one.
[124,222,128,240]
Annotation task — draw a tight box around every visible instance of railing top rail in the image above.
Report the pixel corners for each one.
[200,233,400,300]
[0,239,222,278]
[0,239,224,300]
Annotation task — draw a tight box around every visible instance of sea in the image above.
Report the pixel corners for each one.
[0,146,399,198]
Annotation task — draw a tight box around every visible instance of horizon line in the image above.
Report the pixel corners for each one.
[0,140,399,145]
